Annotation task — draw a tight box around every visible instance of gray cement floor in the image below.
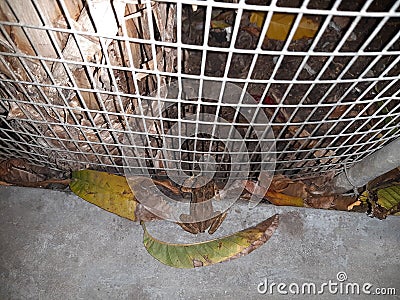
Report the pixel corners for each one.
[0,186,399,299]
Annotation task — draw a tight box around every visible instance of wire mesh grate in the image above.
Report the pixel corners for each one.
[0,0,399,181]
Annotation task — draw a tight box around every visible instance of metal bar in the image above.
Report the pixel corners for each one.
[330,137,400,193]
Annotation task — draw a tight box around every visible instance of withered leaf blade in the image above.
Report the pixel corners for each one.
[244,180,304,207]
[0,158,45,183]
[0,158,66,187]
[142,214,280,268]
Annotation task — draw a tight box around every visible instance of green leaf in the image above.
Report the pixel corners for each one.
[365,173,400,219]
[142,214,280,268]
[377,185,400,211]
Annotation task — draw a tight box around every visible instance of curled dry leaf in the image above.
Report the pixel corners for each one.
[331,195,359,211]
[305,195,335,209]
[0,158,67,187]
[332,195,361,211]
[244,179,304,207]
[368,167,400,191]
[142,214,279,268]
[152,178,181,195]
[269,174,308,199]
[0,158,46,183]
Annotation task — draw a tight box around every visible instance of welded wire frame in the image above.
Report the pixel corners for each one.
[0,0,399,180]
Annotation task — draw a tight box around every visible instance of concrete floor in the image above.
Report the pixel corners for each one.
[0,186,399,299]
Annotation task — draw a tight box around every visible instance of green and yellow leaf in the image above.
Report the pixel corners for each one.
[362,168,400,219]
[70,169,138,221]
[142,214,280,268]
[377,185,400,212]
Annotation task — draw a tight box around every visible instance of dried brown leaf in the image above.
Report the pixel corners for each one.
[244,180,304,207]
[0,158,67,188]
[153,178,181,195]
[270,174,309,199]
[332,195,359,211]
[305,195,335,209]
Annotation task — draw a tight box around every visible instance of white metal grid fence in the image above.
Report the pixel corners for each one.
[0,0,399,181]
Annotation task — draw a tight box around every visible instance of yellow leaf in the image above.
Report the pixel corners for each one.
[265,190,304,207]
[210,20,231,29]
[70,169,138,221]
[142,214,280,268]
[359,190,369,203]
[249,11,266,28]
[250,12,319,41]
